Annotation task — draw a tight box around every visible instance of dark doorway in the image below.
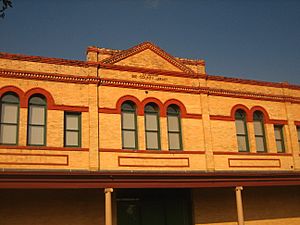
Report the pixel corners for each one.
[117,189,191,225]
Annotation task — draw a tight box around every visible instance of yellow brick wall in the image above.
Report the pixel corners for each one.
[193,186,300,225]
[0,189,105,225]
[0,45,300,172]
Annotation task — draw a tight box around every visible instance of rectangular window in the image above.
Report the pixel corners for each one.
[64,112,81,147]
[274,125,285,153]
[0,103,19,145]
[254,120,267,152]
[145,113,160,150]
[28,105,46,146]
[235,119,249,152]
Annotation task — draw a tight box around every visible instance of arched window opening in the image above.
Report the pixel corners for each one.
[144,103,160,150]
[121,101,138,149]
[27,95,47,146]
[253,111,267,152]
[167,105,182,150]
[0,93,19,145]
[235,109,249,152]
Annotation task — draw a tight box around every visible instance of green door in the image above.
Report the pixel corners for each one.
[117,189,191,225]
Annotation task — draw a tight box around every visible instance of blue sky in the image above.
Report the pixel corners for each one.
[1,0,300,84]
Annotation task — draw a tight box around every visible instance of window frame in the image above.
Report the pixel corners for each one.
[167,105,183,150]
[253,111,267,152]
[144,103,161,150]
[121,102,138,150]
[27,95,47,146]
[64,112,82,148]
[0,93,20,145]
[274,125,285,153]
[235,110,250,152]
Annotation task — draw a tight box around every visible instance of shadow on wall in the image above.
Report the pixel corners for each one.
[0,189,104,225]
[194,186,300,224]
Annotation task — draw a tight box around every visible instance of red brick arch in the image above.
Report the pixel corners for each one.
[250,106,270,123]
[0,86,25,107]
[116,95,142,115]
[230,104,251,122]
[141,97,164,116]
[24,88,55,109]
[163,99,187,117]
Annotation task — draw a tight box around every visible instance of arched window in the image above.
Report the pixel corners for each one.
[144,103,160,150]
[253,111,267,152]
[27,95,47,146]
[0,93,19,145]
[167,105,182,150]
[121,101,138,149]
[235,109,249,152]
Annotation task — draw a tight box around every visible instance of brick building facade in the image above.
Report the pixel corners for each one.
[0,42,300,225]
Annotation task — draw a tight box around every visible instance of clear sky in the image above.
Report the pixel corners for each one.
[1,0,300,84]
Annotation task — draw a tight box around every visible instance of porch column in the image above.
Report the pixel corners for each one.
[235,186,245,225]
[104,188,114,225]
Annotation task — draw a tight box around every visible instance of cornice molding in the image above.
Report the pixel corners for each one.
[100,77,203,94]
[0,52,91,67]
[207,74,300,90]
[99,62,204,78]
[0,69,99,85]
[1,51,299,90]
[0,69,299,104]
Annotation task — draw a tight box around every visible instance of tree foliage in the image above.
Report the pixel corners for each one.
[0,0,12,19]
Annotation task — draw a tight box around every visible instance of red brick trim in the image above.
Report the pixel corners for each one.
[101,42,195,74]
[98,107,118,114]
[0,152,69,166]
[214,151,292,156]
[100,78,300,103]
[0,85,89,112]
[118,156,190,168]
[228,158,281,168]
[100,78,202,94]
[294,121,300,126]
[176,57,205,66]
[0,86,26,107]
[86,46,121,55]
[99,148,205,154]
[24,87,55,108]
[0,52,91,67]
[141,97,164,116]
[207,74,300,90]
[268,119,288,125]
[116,95,142,115]
[99,95,202,119]
[0,145,89,152]
[0,69,99,85]
[210,104,288,124]
[1,51,299,90]
[99,63,203,78]
[230,104,251,121]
